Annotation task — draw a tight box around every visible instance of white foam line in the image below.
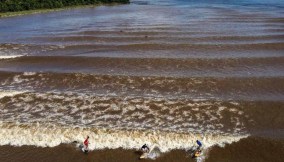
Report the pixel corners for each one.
[0,91,26,99]
[0,55,23,59]
[23,72,36,76]
[0,123,248,153]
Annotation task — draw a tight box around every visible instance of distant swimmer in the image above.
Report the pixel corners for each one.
[82,136,90,153]
[141,144,150,153]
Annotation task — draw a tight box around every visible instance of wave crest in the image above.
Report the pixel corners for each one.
[0,123,247,153]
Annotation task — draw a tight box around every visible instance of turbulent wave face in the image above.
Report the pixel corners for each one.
[0,0,284,158]
[0,123,247,153]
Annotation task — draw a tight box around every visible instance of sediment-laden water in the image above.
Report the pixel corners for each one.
[0,0,284,161]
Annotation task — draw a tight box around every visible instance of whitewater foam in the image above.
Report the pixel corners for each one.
[0,92,251,134]
[0,55,23,59]
[23,72,37,76]
[0,91,26,99]
[0,123,248,153]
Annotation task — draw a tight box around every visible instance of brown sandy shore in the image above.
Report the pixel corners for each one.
[0,137,283,162]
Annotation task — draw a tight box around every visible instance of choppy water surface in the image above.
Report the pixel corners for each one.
[0,0,284,160]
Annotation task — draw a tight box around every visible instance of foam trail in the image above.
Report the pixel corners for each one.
[0,91,26,99]
[0,55,23,59]
[0,123,248,153]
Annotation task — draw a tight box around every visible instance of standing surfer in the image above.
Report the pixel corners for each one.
[141,144,150,153]
[83,136,90,153]
[192,140,203,158]
[196,140,202,150]
[139,144,150,159]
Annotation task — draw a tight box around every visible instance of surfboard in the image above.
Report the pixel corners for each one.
[139,146,160,159]
[79,144,88,153]
[191,149,202,159]
[139,152,149,159]
[139,145,162,160]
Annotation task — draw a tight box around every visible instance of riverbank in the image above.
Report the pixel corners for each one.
[0,2,128,18]
[0,137,283,162]
[0,7,70,18]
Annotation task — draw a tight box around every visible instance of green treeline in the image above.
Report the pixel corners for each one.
[0,0,129,13]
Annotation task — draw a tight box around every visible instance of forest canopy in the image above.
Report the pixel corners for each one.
[0,0,129,12]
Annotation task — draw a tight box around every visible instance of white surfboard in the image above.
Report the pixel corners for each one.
[139,146,160,159]
[139,152,149,159]
[79,144,88,153]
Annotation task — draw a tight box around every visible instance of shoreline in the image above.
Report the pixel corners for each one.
[0,3,127,18]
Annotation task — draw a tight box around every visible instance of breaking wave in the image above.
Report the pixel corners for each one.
[0,122,247,153]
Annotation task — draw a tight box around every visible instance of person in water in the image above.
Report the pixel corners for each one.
[83,136,90,151]
[141,144,150,153]
[196,140,202,150]
[192,140,202,158]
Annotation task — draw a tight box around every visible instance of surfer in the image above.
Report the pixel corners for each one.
[141,144,150,153]
[83,136,90,152]
[196,140,202,150]
[192,140,203,158]
[139,144,150,159]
